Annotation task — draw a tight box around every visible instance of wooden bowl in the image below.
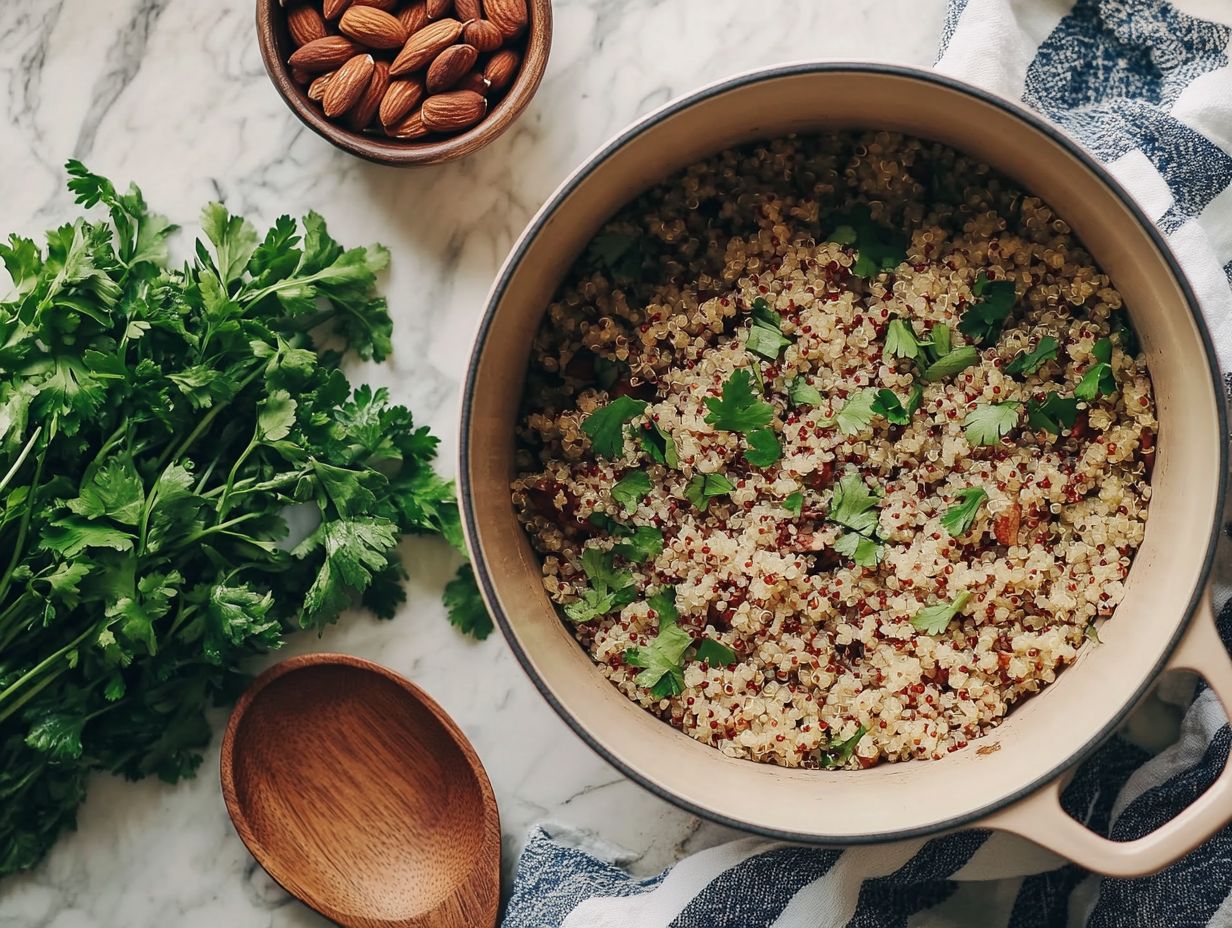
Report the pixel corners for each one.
[254,0,552,166]
[220,653,500,927]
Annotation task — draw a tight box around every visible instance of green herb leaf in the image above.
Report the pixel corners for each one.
[583,395,648,459]
[647,587,679,626]
[821,724,868,768]
[911,591,973,635]
[684,473,736,511]
[695,638,737,667]
[704,369,775,433]
[612,471,652,512]
[612,525,664,564]
[871,385,922,425]
[832,389,877,436]
[746,323,793,360]
[782,490,804,516]
[834,532,883,567]
[828,206,907,278]
[931,323,952,358]
[626,622,693,698]
[744,428,782,468]
[589,231,645,281]
[829,473,880,536]
[1075,338,1116,400]
[959,274,1016,346]
[940,487,987,537]
[963,402,1020,446]
[1004,336,1059,376]
[788,377,823,407]
[1085,621,1102,645]
[637,419,679,468]
[1026,393,1080,434]
[564,548,638,623]
[884,319,921,361]
[921,345,979,382]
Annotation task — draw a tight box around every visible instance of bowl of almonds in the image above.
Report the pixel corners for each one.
[256,0,551,165]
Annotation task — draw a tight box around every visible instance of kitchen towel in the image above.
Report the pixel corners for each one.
[501,1,1232,926]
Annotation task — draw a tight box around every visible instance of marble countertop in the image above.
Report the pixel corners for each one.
[0,1,947,924]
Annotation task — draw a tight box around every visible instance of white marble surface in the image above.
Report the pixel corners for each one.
[0,1,948,924]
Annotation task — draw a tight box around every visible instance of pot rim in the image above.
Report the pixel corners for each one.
[458,61,1229,843]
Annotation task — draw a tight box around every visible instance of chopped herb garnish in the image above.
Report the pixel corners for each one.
[959,273,1015,346]
[638,419,679,468]
[704,369,775,433]
[563,548,638,623]
[647,586,679,625]
[1004,336,1059,376]
[1075,337,1116,400]
[828,205,907,278]
[1112,316,1140,355]
[1085,621,1102,645]
[612,525,664,564]
[884,319,921,361]
[931,323,952,358]
[827,473,883,567]
[832,389,878,436]
[963,402,1020,446]
[695,638,737,667]
[821,724,868,768]
[871,385,923,425]
[789,376,823,407]
[745,297,793,360]
[594,356,622,390]
[782,490,804,516]
[1026,393,1079,434]
[589,231,645,281]
[940,487,987,537]
[921,345,979,382]
[684,473,735,511]
[626,622,693,698]
[744,428,782,468]
[911,590,972,635]
[834,532,883,567]
[612,471,652,512]
[587,512,631,536]
[750,297,782,328]
[583,395,648,459]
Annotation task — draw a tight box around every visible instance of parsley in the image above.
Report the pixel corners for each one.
[744,429,782,468]
[637,419,679,468]
[1085,621,1102,645]
[1075,337,1116,400]
[788,376,823,406]
[612,525,664,564]
[626,622,693,698]
[871,386,923,425]
[564,548,638,623]
[0,163,477,876]
[959,273,1015,346]
[828,474,884,567]
[931,323,952,358]
[963,402,1021,446]
[782,491,804,516]
[911,591,972,635]
[684,473,735,511]
[940,488,987,537]
[745,297,793,360]
[1026,393,1079,434]
[695,638,737,666]
[588,231,645,281]
[647,586,679,625]
[832,389,878,436]
[921,346,979,382]
[583,395,648,459]
[1004,336,1059,376]
[704,369,774,433]
[828,205,907,278]
[612,471,652,512]
[884,319,921,361]
[821,724,868,768]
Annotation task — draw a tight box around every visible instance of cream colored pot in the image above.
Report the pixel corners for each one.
[459,64,1232,877]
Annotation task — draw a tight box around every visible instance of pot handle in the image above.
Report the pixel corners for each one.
[979,596,1232,878]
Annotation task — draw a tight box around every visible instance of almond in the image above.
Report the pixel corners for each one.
[421,89,487,132]
[455,71,490,95]
[389,17,463,75]
[427,0,454,18]
[483,48,519,91]
[387,109,430,139]
[456,0,482,19]
[426,44,478,92]
[289,36,362,73]
[353,0,398,9]
[397,1,428,34]
[348,60,390,130]
[286,4,326,47]
[379,78,425,127]
[462,19,502,52]
[290,66,313,85]
[339,6,407,48]
[307,70,336,101]
[483,0,526,37]
[323,0,352,20]
[323,53,375,117]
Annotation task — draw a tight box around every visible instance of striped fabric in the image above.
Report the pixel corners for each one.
[502,2,1232,925]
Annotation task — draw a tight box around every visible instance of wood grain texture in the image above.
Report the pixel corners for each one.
[255,0,552,166]
[220,653,500,928]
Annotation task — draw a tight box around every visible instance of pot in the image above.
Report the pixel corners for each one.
[459,63,1232,877]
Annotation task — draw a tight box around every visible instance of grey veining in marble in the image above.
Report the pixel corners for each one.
[0,1,947,924]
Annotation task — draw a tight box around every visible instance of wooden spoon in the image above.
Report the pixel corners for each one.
[220,653,500,928]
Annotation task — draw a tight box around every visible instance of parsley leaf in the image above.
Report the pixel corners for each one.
[563,548,638,623]
[959,274,1015,346]
[884,319,921,361]
[745,298,793,361]
[827,473,884,567]
[588,231,645,281]
[612,471,652,512]
[684,473,735,511]
[583,395,648,459]
[704,369,774,433]
[782,490,804,516]
[612,525,664,564]
[828,205,907,278]
[695,638,737,666]
[821,724,868,768]
[444,563,493,640]
[1026,393,1079,434]
[931,323,952,358]
[940,487,987,537]
[963,402,1020,446]
[911,591,973,635]
[1004,336,1059,376]
[1075,337,1116,400]
[921,346,979,382]
[871,385,922,425]
[834,532,883,567]
[637,419,679,468]
[626,622,694,698]
[744,428,782,468]
[647,587,679,625]
[832,389,877,436]
[788,376,823,407]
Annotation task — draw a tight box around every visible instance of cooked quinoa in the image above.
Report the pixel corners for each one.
[511,132,1157,769]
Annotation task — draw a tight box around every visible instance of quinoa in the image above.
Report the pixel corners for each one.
[511,132,1157,769]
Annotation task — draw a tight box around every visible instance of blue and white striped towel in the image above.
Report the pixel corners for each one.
[502,1,1232,925]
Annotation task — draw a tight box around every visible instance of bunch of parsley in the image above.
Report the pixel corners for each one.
[0,163,488,876]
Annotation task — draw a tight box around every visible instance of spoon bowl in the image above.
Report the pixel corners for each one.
[220,653,500,928]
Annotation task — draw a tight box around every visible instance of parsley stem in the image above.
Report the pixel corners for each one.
[216,432,259,519]
[0,439,48,609]
[0,622,95,718]
[153,363,263,473]
[0,426,42,497]
[0,666,61,728]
